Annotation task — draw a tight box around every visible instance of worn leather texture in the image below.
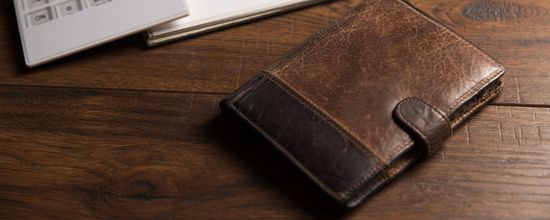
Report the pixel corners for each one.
[221,0,505,207]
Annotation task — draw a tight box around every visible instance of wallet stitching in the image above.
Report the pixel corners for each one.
[231,75,269,105]
[451,83,503,127]
[447,69,503,113]
[348,173,388,206]
[346,139,415,206]
[348,146,417,205]
[261,73,384,199]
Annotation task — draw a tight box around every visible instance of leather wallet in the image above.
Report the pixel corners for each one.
[221,0,505,207]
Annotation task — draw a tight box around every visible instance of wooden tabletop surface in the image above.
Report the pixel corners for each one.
[1,0,549,219]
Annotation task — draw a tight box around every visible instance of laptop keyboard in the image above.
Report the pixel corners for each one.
[20,0,113,27]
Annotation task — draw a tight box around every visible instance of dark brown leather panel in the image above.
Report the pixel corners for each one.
[394,98,452,155]
[226,74,383,201]
[265,0,505,163]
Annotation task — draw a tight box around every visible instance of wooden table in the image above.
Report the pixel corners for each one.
[1,0,549,219]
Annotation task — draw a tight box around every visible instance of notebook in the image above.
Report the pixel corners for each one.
[146,0,331,46]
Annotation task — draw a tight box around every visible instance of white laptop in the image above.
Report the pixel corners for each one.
[146,0,331,46]
[14,0,189,67]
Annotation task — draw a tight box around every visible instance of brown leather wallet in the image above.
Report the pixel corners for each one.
[221,0,505,207]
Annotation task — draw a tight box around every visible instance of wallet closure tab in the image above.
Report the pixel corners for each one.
[394,98,452,155]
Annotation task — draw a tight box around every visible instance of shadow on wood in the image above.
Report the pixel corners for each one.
[206,111,353,218]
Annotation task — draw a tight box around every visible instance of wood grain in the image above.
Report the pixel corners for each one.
[1,86,549,219]
[1,0,550,218]
[1,0,549,105]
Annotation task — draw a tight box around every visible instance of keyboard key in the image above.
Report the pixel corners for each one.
[57,0,82,16]
[25,0,49,9]
[88,0,111,7]
[26,8,52,27]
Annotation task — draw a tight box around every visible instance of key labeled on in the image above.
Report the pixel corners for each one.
[57,0,82,16]
[26,8,52,27]
[88,0,111,7]
[25,0,49,10]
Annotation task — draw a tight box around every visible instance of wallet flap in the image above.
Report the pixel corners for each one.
[394,98,452,155]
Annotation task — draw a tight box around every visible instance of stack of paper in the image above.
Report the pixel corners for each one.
[146,0,331,46]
